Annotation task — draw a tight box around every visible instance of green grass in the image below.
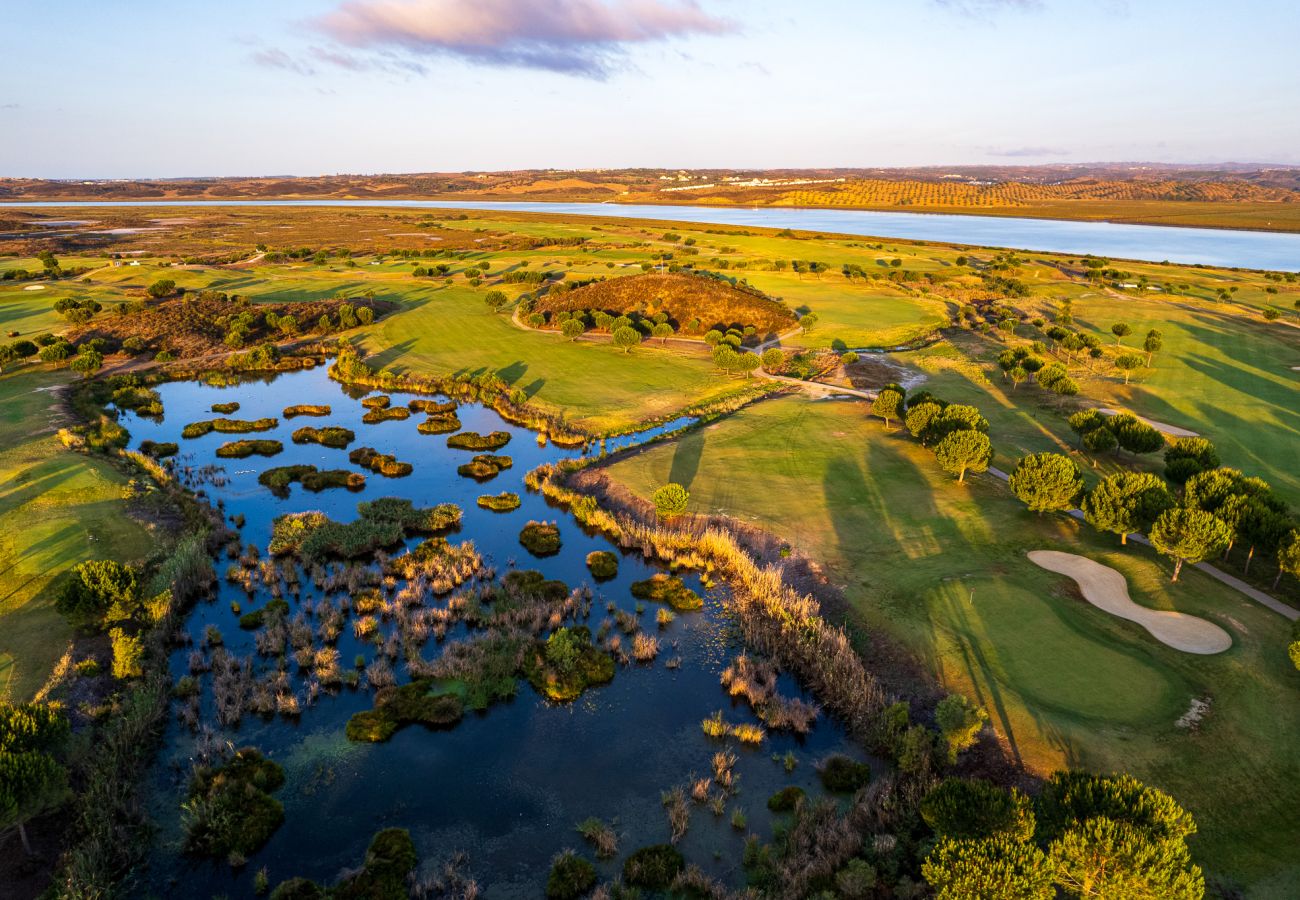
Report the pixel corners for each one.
[0,368,153,700]
[745,272,950,349]
[350,282,752,432]
[605,396,1300,893]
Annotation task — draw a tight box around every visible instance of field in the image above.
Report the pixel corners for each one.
[605,395,1300,894]
[0,369,153,701]
[3,204,1299,891]
[8,167,1300,232]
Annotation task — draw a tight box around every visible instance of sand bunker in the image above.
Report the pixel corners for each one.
[1098,409,1198,438]
[1028,550,1231,654]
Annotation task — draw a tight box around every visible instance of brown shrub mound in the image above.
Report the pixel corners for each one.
[536,273,795,336]
[69,295,394,359]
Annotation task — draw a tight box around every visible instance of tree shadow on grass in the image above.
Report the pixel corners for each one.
[362,339,416,373]
[667,428,705,492]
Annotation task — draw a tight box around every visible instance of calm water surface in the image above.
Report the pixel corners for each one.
[122,366,859,898]
[7,199,1300,270]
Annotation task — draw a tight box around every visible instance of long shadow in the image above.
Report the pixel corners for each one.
[497,360,528,387]
[361,339,417,373]
[667,428,705,491]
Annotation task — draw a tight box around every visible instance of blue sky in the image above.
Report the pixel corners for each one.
[2,0,1297,177]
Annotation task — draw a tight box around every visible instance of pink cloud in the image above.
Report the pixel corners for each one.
[312,0,735,77]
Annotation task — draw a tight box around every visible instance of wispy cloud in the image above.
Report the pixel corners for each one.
[933,0,1043,17]
[988,146,1070,157]
[250,48,317,76]
[309,0,737,78]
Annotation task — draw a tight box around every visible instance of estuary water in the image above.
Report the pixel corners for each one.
[121,366,859,898]
[6,198,1300,271]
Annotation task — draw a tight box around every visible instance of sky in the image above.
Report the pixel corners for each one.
[2,0,1298,177]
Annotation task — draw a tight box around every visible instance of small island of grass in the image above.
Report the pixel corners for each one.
[417,411,462,434]
[215,439,283,458]
[630,574,703,611]
[283,403,331,418]
[346,678,465,742]
[526,626,615,702]
[519,521,561,556]
[350,446,414,477]
[447,430,511,451]
[291,425,355,448]
[586,550,619,579]
[182,747,285,859]
[182,417,278,438]
[477,492,521,512]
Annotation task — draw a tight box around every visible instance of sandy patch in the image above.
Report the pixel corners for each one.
[1175,697,1211,730]
[1028,550,1231,654]
[22,284,46,291]
[1098,408,1199,438]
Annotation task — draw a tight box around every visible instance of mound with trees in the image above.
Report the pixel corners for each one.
[532,273,796,338]
[67,292,391,360]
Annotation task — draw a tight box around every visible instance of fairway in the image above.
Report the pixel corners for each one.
[349,282,755,432]
[0,370,154,701]
[604,395,1300,888]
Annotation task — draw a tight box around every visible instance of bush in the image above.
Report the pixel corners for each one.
[585,550,618,579]
[921,777,1036,842]
[57,560,138,622]
[546,850,597,900]
[630,574,702,611]
[109,628,145,679]
[623,844,685,889]
[936,693,988,762]
[767,785,806,812]
[819,755,871,793]
[651,482,690,518]
[520,521,562,556]
[182,748,285,858]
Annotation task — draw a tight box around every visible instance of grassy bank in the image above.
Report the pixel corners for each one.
[0,368,153,700]
[604,395,1300,894]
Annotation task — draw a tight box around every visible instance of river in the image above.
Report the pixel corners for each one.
[5,199,1300,271]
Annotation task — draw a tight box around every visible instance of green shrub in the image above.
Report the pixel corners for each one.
[56,560,138,622]
[345,680,465,742]
[585,550,618,579]
[182,748,285,858]
[526,627,614,702]
[519,521,562,556]
[630,574,702,611]
[819,755,871,793]
[546,850,597,900]
[138,440,178,458]
[767,785,806,812]
[921,777,1036,842]
[623,844,685,889]
[109,628,144,679]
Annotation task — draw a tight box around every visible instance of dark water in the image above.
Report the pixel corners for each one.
[6,198,1300,270]
[121,366,858,898]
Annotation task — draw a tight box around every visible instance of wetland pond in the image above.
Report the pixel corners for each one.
[122,365,861,897]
